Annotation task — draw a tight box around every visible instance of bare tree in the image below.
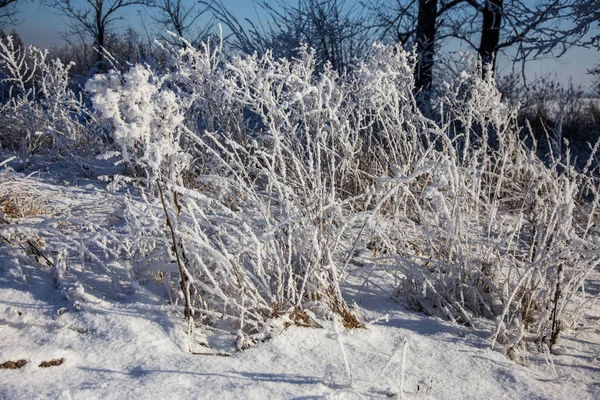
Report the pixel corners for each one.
[202,0,372,74]
[0,0,20,28]
[566,0,600,96]
[478,0,501,77]
[49,0,153,70]
[151,0,213,46]
[414,0,438,108]
[445,1,573,77]
[521,0,600,56]
[568,0,600,46]
[370,1,576,79]
[367,0,473,108]
[364,0,417,45]
[199,0,262,55]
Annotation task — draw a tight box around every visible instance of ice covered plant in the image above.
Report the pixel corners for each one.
[373,61,600,355]
[158,33,243,138]
[167,43,433,332]
[88,33,599,356]
[0,36,93,153]
[86,64,191,186]
[164,46,367,332]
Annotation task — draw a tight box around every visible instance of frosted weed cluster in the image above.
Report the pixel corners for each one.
[0,37,97,154]
[2,35,598,357]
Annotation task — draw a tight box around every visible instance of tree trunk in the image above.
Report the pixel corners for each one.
[95,8,105,69]
[479,0,503,79]
[415,0,438,111]
[96,30,104,65]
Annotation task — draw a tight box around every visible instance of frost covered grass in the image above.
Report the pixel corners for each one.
[0,175,53,218]
[1,34,599,363]
[0,37,99,154]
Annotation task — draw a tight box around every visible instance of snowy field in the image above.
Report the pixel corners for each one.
[1,36,600,400]
[1,155,599,400]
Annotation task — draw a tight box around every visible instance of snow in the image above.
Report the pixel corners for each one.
[1,156,599,399]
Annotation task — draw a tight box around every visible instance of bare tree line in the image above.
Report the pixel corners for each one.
[1,0,599,96]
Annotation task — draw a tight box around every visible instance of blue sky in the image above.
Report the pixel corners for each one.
[6,0,600,89]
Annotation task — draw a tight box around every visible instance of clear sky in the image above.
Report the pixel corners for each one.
[6,0,600,90]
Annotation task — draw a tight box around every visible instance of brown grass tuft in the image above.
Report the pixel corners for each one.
[0,178,51,218]
[0,359,27,369]
[38,358,64,368]
[289,308,322,328]
[326,291,364,329]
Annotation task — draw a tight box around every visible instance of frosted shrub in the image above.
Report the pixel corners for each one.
[0,36,93,153]
[90,36,599,355]
[350,43,426,169]
[374,63,600,355]
[159,34,247,140]
[165,43,435,333]
[92,40,369,337]
[86,64,191,185]
[164,45,370,333]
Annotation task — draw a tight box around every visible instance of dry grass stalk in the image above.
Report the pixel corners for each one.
[0,359,27,369]
[38,358,64,368]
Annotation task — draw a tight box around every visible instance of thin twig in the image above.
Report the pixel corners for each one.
[157,180,194,321]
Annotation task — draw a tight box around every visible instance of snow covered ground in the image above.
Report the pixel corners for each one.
[1,155,599,400]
